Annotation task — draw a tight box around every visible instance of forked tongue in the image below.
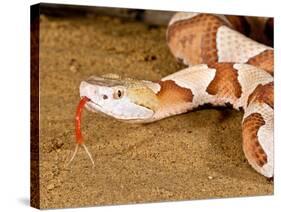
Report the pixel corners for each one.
[66,96,95,167]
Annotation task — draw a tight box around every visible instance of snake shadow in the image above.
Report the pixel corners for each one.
[185,106,266,183]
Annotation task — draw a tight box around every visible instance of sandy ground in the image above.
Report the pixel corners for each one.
[38,14,273,209]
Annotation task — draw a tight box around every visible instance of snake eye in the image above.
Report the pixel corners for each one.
[113,88,124,99]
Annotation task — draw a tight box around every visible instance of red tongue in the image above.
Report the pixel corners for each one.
[67,96,95,167]
[75,96,90,144]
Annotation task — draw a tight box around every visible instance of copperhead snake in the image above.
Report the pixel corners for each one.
[78,12,274,178]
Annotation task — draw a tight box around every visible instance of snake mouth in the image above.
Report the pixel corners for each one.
[82,96,154,122]
[83,97,103,112]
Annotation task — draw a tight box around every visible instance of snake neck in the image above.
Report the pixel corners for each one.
[148,80,195,122]
[143,65,213,122]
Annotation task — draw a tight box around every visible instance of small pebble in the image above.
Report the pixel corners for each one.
[55,139,64,149]
[69,65,77,73]
[69,58,80,73]
[47,184,55,190]
[208,176,213,180]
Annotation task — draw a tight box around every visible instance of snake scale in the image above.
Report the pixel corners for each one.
[79,12,274,178]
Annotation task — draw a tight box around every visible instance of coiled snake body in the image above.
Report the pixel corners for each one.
[80,13,274,178]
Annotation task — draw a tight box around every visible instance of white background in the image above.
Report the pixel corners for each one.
[0,0,280,211]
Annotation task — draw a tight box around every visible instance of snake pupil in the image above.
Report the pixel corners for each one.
[118,90,122,98]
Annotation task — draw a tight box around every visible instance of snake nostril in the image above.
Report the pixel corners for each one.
[103,95,108,100]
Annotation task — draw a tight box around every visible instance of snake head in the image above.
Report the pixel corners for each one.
[79,74,159,122]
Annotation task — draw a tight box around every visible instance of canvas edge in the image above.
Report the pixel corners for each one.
[30,3,40,209]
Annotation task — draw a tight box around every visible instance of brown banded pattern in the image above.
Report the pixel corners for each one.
[247,49,274,75]
[242,113,267,167]
[206,63,242,99]
[157,80,194,104]
[247,82,274,109]
[167,14,229,65]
